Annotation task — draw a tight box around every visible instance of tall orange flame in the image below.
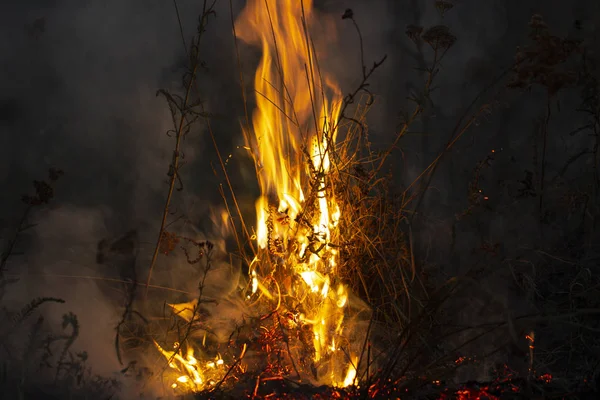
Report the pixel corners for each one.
[237,0,355,387]
[154,0,359,393]
[236,0,342,248]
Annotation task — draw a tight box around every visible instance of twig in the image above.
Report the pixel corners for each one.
[538,98,552,219]
[145,0,216,297]
[0,205,33,275]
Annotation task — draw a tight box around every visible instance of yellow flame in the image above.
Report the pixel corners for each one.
[235,0,356,387]
[237,0,342,245]
[155,0,371,393]
[342,356,358,388]
[153,340,227,393]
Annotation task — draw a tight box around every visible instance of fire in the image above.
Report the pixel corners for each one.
[237,0,341,225]
[342,356,359,388]
[153,339,226,393]
[237,0,355,387]
[156,0,361,392]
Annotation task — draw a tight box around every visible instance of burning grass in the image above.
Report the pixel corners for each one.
[150,0,376,391]
[136,2,600,399]
[136,0,460,397]
[2,2,600,400]
[133,0,426,396]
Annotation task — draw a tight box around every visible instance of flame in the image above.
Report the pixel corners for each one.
[342,356,358,388]
[237,0,355,387]
[237,0,342,245]
[158,0,358,392]
[153,340,226,393]
[152,0,364,392]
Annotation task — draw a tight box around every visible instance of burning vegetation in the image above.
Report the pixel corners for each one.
[2,1,600,399]
[140,1,598,398]
[151,0,371,393]
[97,1,600,398]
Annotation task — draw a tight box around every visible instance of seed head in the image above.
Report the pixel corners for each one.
[422,25,456,50]
[435,0,454,16]
[405,25,423,44]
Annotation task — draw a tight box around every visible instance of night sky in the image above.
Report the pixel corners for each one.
[1,0,598,398]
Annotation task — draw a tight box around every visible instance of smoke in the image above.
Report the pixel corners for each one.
[1,0,599,397]
[0,0,237,397]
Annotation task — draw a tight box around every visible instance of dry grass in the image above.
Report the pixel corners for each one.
[1,3,599,400]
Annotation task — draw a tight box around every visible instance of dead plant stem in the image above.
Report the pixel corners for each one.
[539,97,551,219]
[145,0,213,298]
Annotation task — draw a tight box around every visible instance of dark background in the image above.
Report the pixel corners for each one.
[1,0,598,397]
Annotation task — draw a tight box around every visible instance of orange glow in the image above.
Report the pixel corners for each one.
[236,0,355,387]
[236,0,342,247]
[158,0,357,391]
[153,339,226,393]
